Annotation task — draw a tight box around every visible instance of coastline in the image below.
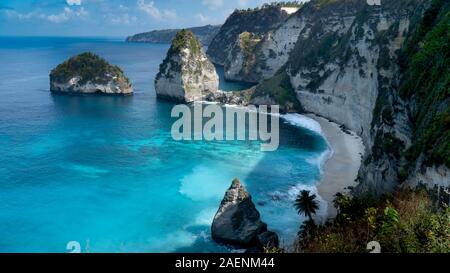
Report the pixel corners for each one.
[306,114,365,221]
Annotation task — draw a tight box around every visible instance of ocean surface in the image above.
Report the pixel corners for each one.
[0,36,329,253]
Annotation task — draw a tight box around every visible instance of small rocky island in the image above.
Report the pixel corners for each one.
[212,178,279,251]
[154,30,219,102]
[50,52,132,95]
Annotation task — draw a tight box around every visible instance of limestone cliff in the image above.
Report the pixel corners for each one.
[223,4,305,83]
[50,52,132,95]
[209,0,449,197]
[207,4,291,66]
[286,0,450,195]
[155,30,219,102]
[282,0,447,195]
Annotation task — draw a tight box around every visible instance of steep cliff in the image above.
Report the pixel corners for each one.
[50,52,132,95]
[155,30,219,102]
[223,4,305,82]
[207,4,291,65]
[126,24,221,46]
[281,0,445,195]
[362,0,450,195]
[210,0,449,196]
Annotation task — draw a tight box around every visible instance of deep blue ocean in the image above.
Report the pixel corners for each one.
[0,36,328,253]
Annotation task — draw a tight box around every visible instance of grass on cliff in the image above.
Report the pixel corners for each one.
[170,29,202,56]
[156,30,204,81]
[50,52,128,85]
[239,32,262,76]
[296,188,450,253]
[252,70,301,111]
[398,0,450,168]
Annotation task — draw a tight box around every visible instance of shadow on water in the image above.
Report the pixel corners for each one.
[171,114,329,252]
[50,93,134,117]
[214,65,256,91]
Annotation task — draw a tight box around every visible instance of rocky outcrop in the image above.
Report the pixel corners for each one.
[206,0,449,197]
[155,30,219,102]
[50,52,132,95]
[126,24,221,46]
[222,5,305,83]
[211,178,279,249]
[207,4,291,66]
[206,71,299,113]
[202,67,299,113]
[224,32,262,83]
[282,0,433,195]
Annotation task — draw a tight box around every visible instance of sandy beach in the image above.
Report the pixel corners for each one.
[307,114,365,221]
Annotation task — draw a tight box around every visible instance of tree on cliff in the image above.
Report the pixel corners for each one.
[295,190,319,221]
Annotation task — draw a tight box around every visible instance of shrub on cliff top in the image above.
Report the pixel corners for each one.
[170,29,202,56]
[296,189,450,253]
[50,52,128,85]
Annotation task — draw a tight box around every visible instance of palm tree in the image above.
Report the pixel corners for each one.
[294,190,319,221]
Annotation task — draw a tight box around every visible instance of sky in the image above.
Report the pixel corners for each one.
[0,0,302,37]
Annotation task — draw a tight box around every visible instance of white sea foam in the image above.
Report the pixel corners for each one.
[281,113,323,135]
[193,207,217,226]
[287,184,329,223]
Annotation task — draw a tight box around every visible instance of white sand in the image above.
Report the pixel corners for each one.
[307,114,365,221]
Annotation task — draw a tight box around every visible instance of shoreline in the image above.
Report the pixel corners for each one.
[306,114,365,221]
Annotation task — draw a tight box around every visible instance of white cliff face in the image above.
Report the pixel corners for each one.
[155,31,219,103]
[407,165,450,189]
[224,32,261,83]
[207,5,289,66]
[253,13,306,81]
[222,9,305,83]
[51,75,132,95]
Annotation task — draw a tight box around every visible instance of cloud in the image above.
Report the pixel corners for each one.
[1,9,36,20]
[202,0,223,10]
[137,0,161,20]
[47,7,88,23]
[163,10,177,21]
[110,13,137,25]
[66,0,82,6]
[137,0,178,21]
[196,13,210,24]
[237,0,250,7]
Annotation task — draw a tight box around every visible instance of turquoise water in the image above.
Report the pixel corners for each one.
[0,36,328,253]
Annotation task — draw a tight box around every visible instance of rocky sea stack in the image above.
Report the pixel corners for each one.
[50,52,132,95]
[212,178,279,250]
[154,30,219,102]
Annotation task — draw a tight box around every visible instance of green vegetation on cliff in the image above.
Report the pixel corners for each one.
[399,0,450,168]
[50,52,129,85]
[295,0,450,253]
[297,188,449,253]
[252,70,301,111]
[156,30,203,81]
[170,29,202,55]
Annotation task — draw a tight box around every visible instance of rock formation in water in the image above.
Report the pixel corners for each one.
[211,178,279,249]
[50,52,132,95]
[126,24,221,46]
[154,30,219,102]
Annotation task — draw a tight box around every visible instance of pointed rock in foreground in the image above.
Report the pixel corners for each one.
[155,30,219,102]
[211,178,279,249]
